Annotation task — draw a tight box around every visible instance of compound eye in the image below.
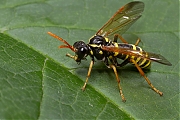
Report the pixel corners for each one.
[81,42,86,46]
[80,47,87,53]
[73,41,86,48]
[77,47,88,58]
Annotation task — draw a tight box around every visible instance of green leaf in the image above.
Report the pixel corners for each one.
[0,0,179,119]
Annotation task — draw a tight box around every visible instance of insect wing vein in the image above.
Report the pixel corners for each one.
[96,1,144,39]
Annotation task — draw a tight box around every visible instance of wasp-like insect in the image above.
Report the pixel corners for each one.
[47,1,172,102]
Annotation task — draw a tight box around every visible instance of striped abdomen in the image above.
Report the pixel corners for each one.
[115,43,151,68]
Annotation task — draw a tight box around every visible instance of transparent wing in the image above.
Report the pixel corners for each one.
[102,46,172,66]
[96,1,144,39]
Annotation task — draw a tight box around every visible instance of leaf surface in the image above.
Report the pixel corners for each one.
[0,0,179,119]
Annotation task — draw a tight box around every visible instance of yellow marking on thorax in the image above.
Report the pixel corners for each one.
[109,55,113,59]
[90,50,93,55]
[99,50,103,54]
[105,37,109,42]
[89,44,100,48]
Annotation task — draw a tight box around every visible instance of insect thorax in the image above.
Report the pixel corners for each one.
[88,35,110,60]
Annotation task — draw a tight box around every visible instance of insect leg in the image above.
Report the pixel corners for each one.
[114,34,128,43]
[134,38,141,46]
[117,59,129,67]
[81,60,94,91]
[110,64,126,102]
[66,53,77,60]
[114,34,141,46]
[131,59,163,96]
[109,57,128,67]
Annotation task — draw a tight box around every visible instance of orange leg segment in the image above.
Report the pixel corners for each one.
[131,59,163,96]
[66,54,94,91]
[81,60,94,91]
[110,64,126,102]
[114,34,141,46]
[134,38,141,46]
[114,34,128,43]
[66,53,77,60]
